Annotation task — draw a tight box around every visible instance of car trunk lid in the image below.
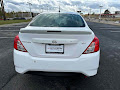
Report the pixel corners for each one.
[19,27,94,58]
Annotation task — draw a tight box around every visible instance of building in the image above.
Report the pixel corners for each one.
[115,11,120,14]
[101,11,120,18]
[101,14,114,18]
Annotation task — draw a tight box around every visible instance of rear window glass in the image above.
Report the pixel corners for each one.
[30,13,85,27]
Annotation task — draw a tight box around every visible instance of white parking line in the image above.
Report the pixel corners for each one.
[110,31,120,33]
[0,37,14,39]
[0,30,19,32]
[100,28,120,30]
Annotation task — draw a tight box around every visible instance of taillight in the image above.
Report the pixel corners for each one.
[83,36,99,54]
[14,35,27,52]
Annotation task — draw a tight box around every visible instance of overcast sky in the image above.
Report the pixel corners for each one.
[3,0,120,14]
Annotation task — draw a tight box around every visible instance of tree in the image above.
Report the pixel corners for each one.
[92,12,95,15]
[0,0,6,20]
[0,8,2,19]
[104,9,111,14]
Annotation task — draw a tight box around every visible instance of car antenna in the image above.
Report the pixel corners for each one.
[59,1,60,12]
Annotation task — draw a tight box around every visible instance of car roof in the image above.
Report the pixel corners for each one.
[40,12,80,15]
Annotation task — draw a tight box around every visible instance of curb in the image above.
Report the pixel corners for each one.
[0,22,29,27]
[85,19,120,26]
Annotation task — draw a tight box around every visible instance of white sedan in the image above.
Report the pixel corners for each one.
[14,12,100,76]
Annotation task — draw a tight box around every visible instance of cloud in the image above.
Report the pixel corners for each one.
[109,3,120,9]
[4,0,120,14]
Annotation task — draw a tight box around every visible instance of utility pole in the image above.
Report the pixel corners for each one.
[99,5,103,22]
[41,8,43,12]
[47,5,49,12]
[27,2,32,18]
[37,0,41,13]
[19,5,24,18]
[22,11,23,18]
[0,0,6,20]
[89,8,91,21]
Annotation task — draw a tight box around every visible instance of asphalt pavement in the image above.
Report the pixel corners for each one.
[0,22,120,90]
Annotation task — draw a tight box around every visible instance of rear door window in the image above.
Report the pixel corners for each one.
[30,13,85,27]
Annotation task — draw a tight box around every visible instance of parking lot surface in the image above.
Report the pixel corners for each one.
[0,22,120,90]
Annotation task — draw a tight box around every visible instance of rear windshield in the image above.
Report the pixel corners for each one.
[30,13,85,27]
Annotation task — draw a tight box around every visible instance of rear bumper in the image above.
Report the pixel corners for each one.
[14,49,100,76]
